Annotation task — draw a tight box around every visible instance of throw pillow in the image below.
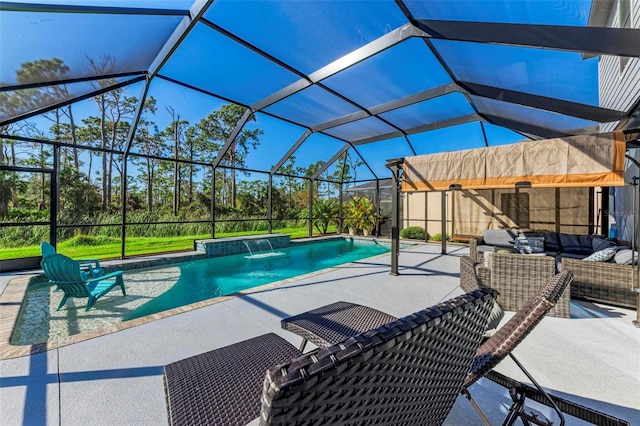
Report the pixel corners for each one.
[614,249,638,265]
[592,236,618,253]
[515,236,544,254]
[583,247,618,262]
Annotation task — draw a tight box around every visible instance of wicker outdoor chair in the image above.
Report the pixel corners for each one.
[280,270,629,425]
[280,300,399,352]
[461,270,574,426]
[463,253,570,318]
[163,288,498,426]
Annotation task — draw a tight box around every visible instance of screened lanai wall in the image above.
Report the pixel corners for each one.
[403,187,596,240]
[1,0,639,269]
[401,131,628,239]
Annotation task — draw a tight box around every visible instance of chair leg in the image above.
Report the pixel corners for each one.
[117,275,126,296]
[487,370,631,426]
[57,295,68,311]
[86,296,97,311]
[502,389,530,426]
[506,353,565,426]
[462,389,492,426]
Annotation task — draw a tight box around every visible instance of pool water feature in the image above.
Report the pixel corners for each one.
[123,238,389,321]
[242,238,284,259]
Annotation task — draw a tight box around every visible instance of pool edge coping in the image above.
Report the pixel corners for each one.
[0,236,415,360]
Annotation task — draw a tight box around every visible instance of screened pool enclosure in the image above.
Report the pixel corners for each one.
[1,0,639,268]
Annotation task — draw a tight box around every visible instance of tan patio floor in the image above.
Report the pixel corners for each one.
[0,243,638,425]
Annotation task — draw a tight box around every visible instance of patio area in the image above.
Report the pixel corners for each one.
[0,243,638,425]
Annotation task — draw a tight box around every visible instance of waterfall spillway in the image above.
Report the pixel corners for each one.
[257,239,274,252]
[242,241,254,256]
[243,238,284,259]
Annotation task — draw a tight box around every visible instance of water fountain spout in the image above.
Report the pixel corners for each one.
[242,241,253,256]
[257,239,275,253]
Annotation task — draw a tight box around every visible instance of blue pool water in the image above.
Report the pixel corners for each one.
[123,239,390,321]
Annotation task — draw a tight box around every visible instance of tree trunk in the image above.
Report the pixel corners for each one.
[147,158,153,212]
[173,121,179,216]
[188,150,194,205]
[87,151,92,182]
[0,188,7,218]
[0,141,8,216]
[221,170,227,206]
[39,144,47,211]
[8,144,18,209]
[68,105,80,171]
[230,146,236,208]
[107,122,117,210]
[99,94,108,213]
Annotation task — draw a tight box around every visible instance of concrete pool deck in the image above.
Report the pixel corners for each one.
[1,243,639,425]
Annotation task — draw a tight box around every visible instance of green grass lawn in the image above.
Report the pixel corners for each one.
[0,225,338,260]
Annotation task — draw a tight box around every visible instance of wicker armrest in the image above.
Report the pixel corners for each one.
[469,237,481,262]
[488,252,569,318]
[460,256,491,293]
[561,258,637,309]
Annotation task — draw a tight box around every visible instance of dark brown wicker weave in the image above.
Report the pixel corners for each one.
[163,333,301,426]
[464,270,573,388]
[464,297,554,388]
[562,258,636,309]
[261,288,498,426]
[280,300,399,351]
[462,271,575,426]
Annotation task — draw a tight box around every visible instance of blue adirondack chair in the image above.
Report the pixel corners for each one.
[40,242,105,278]
[41,254,126,311]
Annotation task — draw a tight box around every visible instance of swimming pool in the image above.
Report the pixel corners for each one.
[10,238,394,346]
[123,238,389,320]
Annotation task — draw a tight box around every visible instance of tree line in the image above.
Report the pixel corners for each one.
[0,56,361,245]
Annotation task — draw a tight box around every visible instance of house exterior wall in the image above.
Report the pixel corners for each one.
[599,0,640,130]
[597,0,640,245]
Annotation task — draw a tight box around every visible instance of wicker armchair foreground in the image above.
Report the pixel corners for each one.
[163,288,497,426]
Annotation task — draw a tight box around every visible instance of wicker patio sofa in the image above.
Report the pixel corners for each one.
[469,230,636,310]
[562,258,637,309]
[163,288,498,426]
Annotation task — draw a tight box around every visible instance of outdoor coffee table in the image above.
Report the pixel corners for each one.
[281,301,398,351]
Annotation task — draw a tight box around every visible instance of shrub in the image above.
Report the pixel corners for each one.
[298,199,339,234]
[400,226,426,240]
[430,233,450,242]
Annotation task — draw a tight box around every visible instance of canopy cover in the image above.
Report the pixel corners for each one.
[402,131,626,192]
